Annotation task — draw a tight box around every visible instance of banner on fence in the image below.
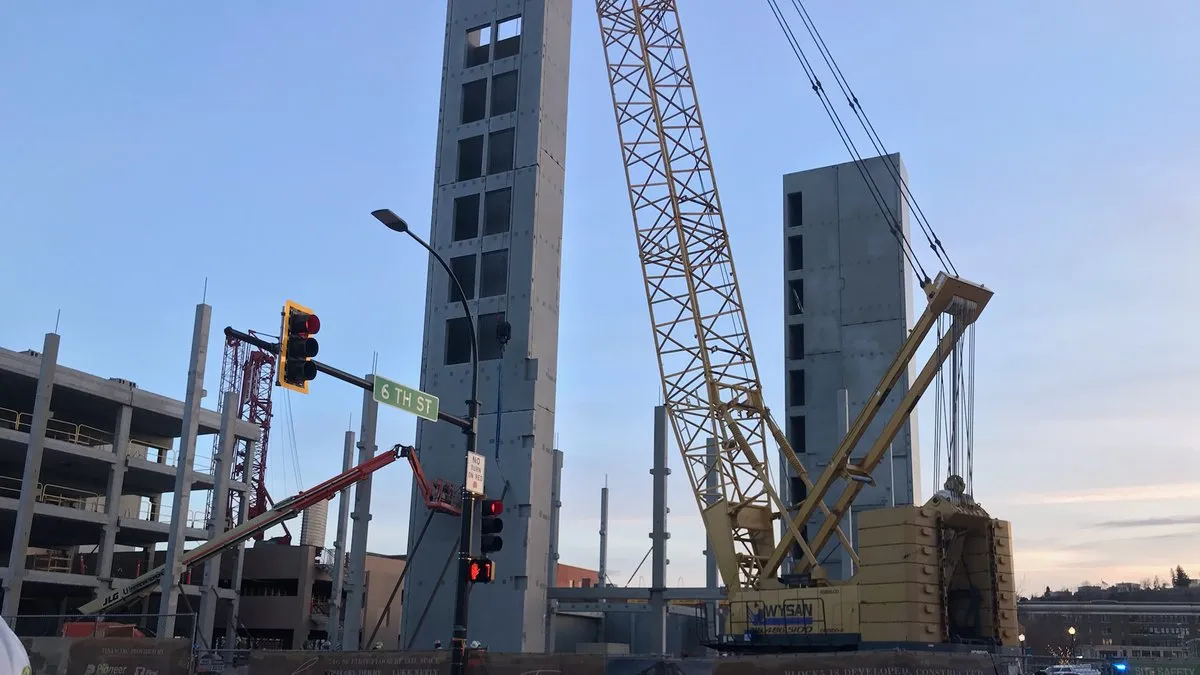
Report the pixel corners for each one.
[247,648,1002,675]
[713,651,997,675]
[63,637,192,675]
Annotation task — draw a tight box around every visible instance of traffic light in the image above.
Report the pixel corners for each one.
[467,557,495,584]
[480,499,504,554]
[278,300,320,394]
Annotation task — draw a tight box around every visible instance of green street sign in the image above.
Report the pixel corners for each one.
[373,375,440,422]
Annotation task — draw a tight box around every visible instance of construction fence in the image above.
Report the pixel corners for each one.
[20,640,1160,675]
[232,648,1029,675]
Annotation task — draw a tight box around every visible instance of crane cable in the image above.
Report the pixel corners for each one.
[785,0,957,276]
[766,0,979,496]
[765,0,931,287]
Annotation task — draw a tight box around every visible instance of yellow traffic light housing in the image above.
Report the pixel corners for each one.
[277,300,320,394]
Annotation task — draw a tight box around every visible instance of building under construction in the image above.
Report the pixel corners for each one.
[0,337,258,639]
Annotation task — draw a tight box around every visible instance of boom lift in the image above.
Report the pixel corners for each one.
[593,0,1018,653]
[75,445,415,618]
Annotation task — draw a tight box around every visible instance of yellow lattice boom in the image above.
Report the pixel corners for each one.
[594,0,854,590]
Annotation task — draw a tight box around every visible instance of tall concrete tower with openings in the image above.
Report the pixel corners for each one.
[780,153,921,581]
[399,0,572,652]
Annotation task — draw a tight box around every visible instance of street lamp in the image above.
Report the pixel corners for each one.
[1067,626,1077,659]
[372,208,479,675]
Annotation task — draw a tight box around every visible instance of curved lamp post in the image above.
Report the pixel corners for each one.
[372,208,478,675]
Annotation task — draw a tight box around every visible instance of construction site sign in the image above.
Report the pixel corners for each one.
[373,375,440,421]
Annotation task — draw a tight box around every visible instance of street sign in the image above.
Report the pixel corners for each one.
[465,451,485,496]
[373,375,440,422]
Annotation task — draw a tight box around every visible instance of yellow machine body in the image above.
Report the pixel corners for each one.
[721,497,1020,651]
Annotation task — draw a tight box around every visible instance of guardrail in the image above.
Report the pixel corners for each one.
[0,406,213,472]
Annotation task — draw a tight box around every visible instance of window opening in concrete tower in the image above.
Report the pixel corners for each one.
[788,235,803,271]
[494,16,522,59]
[789,368,806,406]
[478,312,508,361]
[788,415,807,453]
[461,78,487,124]
[448,254,477,302]
[453,193,481,241]
[787,191,803,228]
[479,249,509,298]
[457,135,484,181]
[465,24,493,68]
[491,70,518,116]
[788,323,805,360]
[445,317,472,365]
[788,278,804,315]
[484,188,512,235]
[487,128,515,174]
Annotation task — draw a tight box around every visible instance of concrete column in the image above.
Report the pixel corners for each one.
[342,376,378,650]
[837,388,855,579]
[2,333,59,617]
[330,430,355,649]
[96,404,133,586]
[224,464,250,658]
[157,303,211,638]
[198,391,237,647]
[648,405,670,654]
[704,436,719,638]
[544,448,563,653]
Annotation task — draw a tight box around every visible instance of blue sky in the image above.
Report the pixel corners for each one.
[2,2,1198,594]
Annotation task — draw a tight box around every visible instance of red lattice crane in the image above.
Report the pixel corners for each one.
[212,331,287,542]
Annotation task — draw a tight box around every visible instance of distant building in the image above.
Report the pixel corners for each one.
[234,543,596,651]
[1020,599,1199,661]
[779,154,921,579]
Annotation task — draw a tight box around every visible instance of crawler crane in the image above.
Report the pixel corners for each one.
[594,0,1019,652]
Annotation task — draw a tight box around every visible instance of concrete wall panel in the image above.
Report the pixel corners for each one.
[780,154,920,580]
[401,0,571,653]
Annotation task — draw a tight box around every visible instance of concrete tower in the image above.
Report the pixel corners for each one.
[779,153,921,581]
[399,0,572,653]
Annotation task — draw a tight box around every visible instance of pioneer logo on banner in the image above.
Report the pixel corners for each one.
[64,638,191,675]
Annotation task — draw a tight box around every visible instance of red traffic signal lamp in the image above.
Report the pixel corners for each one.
[278,300,320,394]
[467,557,495,584]
[480,499,504,555]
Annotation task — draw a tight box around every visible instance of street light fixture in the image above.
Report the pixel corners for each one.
[372,208,479,675]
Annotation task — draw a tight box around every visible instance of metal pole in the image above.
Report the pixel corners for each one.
[343,383,379,650]
[888,442,896,507]
[371,210,480,675]
[837,389,855,579]
[648,405,669,655]
[224,327,473,431]
[159,303,211,638]
[544,449,563,653]
[2,332,59,619]
[704,437,719,639]
[598,484,609,588]
[330,430,355,649]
